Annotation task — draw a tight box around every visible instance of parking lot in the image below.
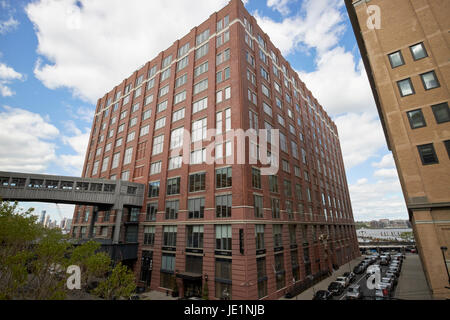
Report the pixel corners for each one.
[314,251,407,300]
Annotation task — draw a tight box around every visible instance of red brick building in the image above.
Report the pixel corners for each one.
[71,0,359,300]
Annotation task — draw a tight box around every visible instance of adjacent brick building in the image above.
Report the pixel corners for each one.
[71,0,359,300]
[346,0,450,299]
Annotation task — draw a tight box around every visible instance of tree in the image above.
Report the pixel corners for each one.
[92,263,136,300]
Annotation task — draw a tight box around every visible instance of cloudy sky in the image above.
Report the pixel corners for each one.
[0,0,408,223]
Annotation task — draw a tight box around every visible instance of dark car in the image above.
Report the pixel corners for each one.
[343,272,356,283]
[328,282,345,296]
[353,266,364,274]
[313,290,333,300]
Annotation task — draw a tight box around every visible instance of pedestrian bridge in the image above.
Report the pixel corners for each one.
[0,171,145,209]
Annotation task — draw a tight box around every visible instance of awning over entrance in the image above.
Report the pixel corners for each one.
[176,272,202,281]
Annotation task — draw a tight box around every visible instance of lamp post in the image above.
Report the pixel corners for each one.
[440,246,449,285]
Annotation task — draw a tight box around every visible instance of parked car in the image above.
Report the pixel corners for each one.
[385,274,398,286]
[343,272,356,283]
[380,258,389,266]
[335,276,350,288]
[346,284,363,300]
[328,282,345,296]
[388,267,400,277]
[313,290,333,300]
[353,265,364,274]
[381,277,393,290]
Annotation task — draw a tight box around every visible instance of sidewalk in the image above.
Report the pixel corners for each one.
[140,290,179,300]
[394,253,432,300]
[280,255,365,300]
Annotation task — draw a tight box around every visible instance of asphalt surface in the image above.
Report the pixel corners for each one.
[330,255,401,300]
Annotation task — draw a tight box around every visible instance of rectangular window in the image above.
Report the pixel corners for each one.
[157,100,168,113]
[397,78,415,97]
[195,43,209,60]
[126,131,135,143]
[216,48,230,65]
[168,156,182,170]
[178,42,190,58]
[162,55,172,69]
[155,117,166,131]
[189,172,206,192]
[407,109,427,129]
[444,140,450,159]
[144,94,154,106]
[148,181,160,197]
[410,42,428,61]
[194,61,208,78]
[216,167,232,188]
[216,194,232,218]
[417,143,439,165]
[163,226,177,247]
[172,108,185,123]
[146,202,157,220]
[271,198,280,219]
[192,118,207,142]
[140,124,150,137]
[174,90,186,105]
[421,71,440,90]
[175,73,187,88]
[170,127,184,149]
[143,109,151,120]
[165,200,179,219]
[123,147,133,165]
[388,51,404,68]
[196,29,210,45]
[188,198,205,219]
[273,225,282,248]
[431,102,450,124]
[252,168,261,189]
[176,56,188,71]
[255,225,265,250]
[263,103,272,117]
[254,195,263,218]
[190,148,206,165]
[262,84,270,97]
[166,177,181,195]
[257,257,267,299]
[193,79,208,95]
[193,97,207,114]
[152,135,164,155]
[186,225,204,249]
[159,85,169,97]
[269,175,278,193]
[111,152,120,169]
[101,157,109,173]
[144,226,155,245]
[215,225,232,250]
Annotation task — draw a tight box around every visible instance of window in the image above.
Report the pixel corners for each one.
[410,42,428,61]
[188,198,205,219]
[196,29,210,45]
[417,143,439,165]
[111,152,120,169]
[134,87,142,99]
[140,125,150,137]
[174,90,186,104]
[216,49,230,65]
[177,56,188,71]
[168,156,182,170]
[160,255,175,287]
[216,67,230,83]
[260,66,269,82]
[254,195,263,218]
[216,30,230,47]
[193,79,208,95]
[147,78,155,90]
[263,103,272,117]
[193,97,208,114]
[215,225,232,250]
[216,15,229,32]
[126,131,135,143]
[146,202,157,221]
[246,51,255,67]
[215,258,232,299]
[121,171,130,181]
[192,118,207,142]
[166,177,181,195]
[152,135,164,155]
[255,225,265,250]
[143,109,151,120]
[194,61,208,78]
[269,175,278,193]
[150,161,162,175]
[159,85,169,97]
[271,198,280,219]
[421,71,440,90]
[175,74,187,89]
[216,167,232,188]
[163,226,177,247]
[189,173,206,192]
[225,108,231,131]
[148,181,160,197]
[444,140,450,159]
[123,147,133,165]
[195,43,209,60]
[101,157,109,173]
[249,110,259,130]
[165,200,179,219]
[178,42,190,58]
[397,78,415,97]
[190,148,206,164]
[187,225,204,248]
[216,194,232,218]
[157,100,168,113]
[162,55,172,69]
[262,84,270,97]
[170,127,184,149]
[172,108,185,123]
[129,117,137,127]
[148,65,157,79]
[257,257,267,299]
[388,51,404,68]
[144,226,155,245]
[407,109,426,129]
[284,179,292,198]
[431,102,450,124]
[273,225,282,248]
[252,168,261,189]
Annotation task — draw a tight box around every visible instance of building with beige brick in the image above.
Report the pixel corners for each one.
[70,0,359,300]
[345,0,450,299]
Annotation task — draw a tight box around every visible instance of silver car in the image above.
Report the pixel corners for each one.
[346,284,362,300]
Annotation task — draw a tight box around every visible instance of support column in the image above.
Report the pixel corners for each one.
[88,206,98,239]
[113,207,123,244]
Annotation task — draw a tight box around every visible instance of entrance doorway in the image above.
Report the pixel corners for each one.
[183,279,202,298]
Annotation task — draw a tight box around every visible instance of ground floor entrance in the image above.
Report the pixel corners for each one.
[183,279,202,298]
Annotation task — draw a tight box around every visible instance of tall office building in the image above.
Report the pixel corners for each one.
[345,0,450,299]
[39,210,46,224]
[71,0,358,300]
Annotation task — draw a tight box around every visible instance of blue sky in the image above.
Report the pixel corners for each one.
[0,0,408,223]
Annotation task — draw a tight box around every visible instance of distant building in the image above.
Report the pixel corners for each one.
[43,214,50,228]
[39,210,46,224]
[65,219,72,230]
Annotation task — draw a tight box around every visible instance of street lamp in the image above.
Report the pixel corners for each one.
[440,246,449,285]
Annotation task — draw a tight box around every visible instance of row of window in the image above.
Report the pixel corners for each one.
[406,102,449,129]
[417,141,450,166]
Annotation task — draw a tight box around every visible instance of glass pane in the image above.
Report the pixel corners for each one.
[389,52,403,68]
[422,72,439,89]
[411,43,427,60]
[398,79,413,96]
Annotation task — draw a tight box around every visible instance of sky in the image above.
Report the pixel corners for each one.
[0,0,409,223]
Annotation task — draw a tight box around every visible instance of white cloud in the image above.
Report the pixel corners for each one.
[0,62,24,97]
[349,177,408,221]
[0,106,60,173]
[372,154,395,169]
[0,16,18,35]
[334,112,386,169]
[26,0,229,103]
[59,121,90,176]
[254,0,345,56]
[373,168,398,179]
[267,0,295,16]
[298,47,376,116]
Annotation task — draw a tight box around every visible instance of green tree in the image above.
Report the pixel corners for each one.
[92,263,136,300]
